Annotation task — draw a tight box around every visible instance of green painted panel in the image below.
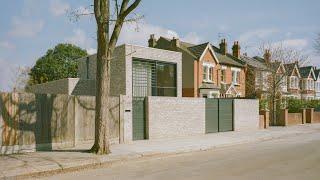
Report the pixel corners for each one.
[218,99,233,132]
[205,99,219,133]
[132,97,146,140]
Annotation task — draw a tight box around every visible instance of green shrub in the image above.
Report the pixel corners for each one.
[259,99,269,110]
[287,99,320,113]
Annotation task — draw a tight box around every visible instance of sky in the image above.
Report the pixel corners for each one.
[0,0,320,91]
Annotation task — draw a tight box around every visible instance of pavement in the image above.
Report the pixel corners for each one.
[1,124,320,179]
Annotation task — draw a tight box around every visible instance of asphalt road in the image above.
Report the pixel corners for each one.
[37,131,320,180]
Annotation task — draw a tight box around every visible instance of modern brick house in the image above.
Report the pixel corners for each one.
[299,66,316,100]
[148,35,246,98]
[284,62,301,99]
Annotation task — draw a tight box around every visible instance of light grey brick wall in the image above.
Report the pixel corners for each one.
[233,99,259,131]
[146,96,205,139]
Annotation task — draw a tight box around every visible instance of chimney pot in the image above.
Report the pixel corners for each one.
[148,34,157,48]
[232,40,241,58]
[219,39,228,55]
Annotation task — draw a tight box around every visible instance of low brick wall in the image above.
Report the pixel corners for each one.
[287,113,303,126]
[314,112,320,123]
[146,97,205,139]
[259,110,269,129]
[278,109,305,126]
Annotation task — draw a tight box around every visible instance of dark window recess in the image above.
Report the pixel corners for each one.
[132,58,177,97]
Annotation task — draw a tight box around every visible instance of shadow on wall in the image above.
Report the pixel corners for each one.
[0,92,121,154]
[0,93,79,154]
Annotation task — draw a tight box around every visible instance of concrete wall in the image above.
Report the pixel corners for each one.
[233,99,259,131]
[146,97,205,139]
[0,92,121,154]
[28,78,96,96]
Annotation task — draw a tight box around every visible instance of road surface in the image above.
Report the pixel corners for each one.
[36,131,320,180]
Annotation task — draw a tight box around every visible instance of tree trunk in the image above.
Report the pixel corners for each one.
[90,1,111,153]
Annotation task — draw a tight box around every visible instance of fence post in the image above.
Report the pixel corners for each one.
[306,108,314,124]
[279,109,288,126]
[259,110,270,129]
[301,108,306,124]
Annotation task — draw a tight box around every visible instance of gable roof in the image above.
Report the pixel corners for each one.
[315,69,320,80]
[284,62,301,78]
[299,66,315,79]
[157,37,245,67]
[240,55,268,70]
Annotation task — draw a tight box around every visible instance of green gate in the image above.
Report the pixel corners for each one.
[218,99,233,132]
[132,97,146,140]
[205,99,234,133]
[205,99,219,133]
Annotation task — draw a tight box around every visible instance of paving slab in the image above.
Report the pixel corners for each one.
[0,124,319,179]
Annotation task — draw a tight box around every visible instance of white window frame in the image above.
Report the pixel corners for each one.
[231,67,241,85]
[202,62,214,83]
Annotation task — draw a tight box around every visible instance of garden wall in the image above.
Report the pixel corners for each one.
[0,92,121,154]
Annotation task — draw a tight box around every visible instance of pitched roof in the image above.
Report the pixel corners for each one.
[187,42,210,58]
[240,55,268,70]
[210,45,245,67]
[299,66,314,78]
[284,63,296,75]
[315,69,320,80]
[158,37,245,67]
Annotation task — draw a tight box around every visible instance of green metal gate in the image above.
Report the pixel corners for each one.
[218,99,233,132]
[132,97,146,140]
[205,99,219,133]
[205,99,234,133]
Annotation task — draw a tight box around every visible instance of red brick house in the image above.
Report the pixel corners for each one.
[148,35,246,98]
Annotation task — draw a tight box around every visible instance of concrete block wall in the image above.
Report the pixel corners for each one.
[233,99,259,131]
[146,97,205,139]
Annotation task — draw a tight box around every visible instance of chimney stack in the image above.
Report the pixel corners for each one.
[232,41,241,58]
[219,39,227,55]
[171,37,180,50]
[148,34,157,48]
[264,49,271,63]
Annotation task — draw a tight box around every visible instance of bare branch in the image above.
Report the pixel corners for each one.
[315,33,320,55]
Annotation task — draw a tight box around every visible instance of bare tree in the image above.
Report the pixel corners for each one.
[71,0,142,154]
[257,42,309,125]
[10,66,31,92]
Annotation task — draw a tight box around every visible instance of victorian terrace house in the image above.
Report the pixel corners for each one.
[315,69,320,99]
[299,66,316,100]
[284,62,301,99]
[148,35,246,98]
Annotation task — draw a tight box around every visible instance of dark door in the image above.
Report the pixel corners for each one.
[218,99,233,132]
[205,99,219,133]
[132,97,146,140]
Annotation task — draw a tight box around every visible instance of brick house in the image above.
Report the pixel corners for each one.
[284,62,301,99]
[240,55,269,98]
[299,66,316,100]
[148,35,246,98]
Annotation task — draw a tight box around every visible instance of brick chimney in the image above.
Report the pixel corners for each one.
[171,37,180,50]
[264,49,271,63]
[148,34,157,47]
[219,39,227,55]
[232,41,241,58]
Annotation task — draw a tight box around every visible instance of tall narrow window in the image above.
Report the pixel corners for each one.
[203,66,208,81]
[221,69,226,83]
[208,67,213,81]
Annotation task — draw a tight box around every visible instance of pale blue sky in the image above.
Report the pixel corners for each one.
[0,0,320,91]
